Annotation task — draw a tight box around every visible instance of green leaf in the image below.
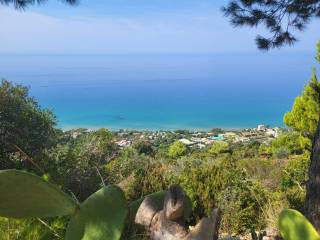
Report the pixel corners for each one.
[0,169,77,218]
[65,185,128,240]
[279,209,320,240]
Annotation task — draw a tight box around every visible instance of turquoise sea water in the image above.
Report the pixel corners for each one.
[0,53,316,130]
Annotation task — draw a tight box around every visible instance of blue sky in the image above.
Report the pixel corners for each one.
[0,0,319,54]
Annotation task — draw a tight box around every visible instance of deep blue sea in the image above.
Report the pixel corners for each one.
[0,53,316,130]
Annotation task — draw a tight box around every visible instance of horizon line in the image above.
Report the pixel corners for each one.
[0,50,314,57]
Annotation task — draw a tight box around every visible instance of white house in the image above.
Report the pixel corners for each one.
[178,138,195,146]
[257,124,267,131]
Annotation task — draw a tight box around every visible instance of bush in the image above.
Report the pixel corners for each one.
[105,147,144,185]
[114,154,268,235]
[42,128,118,201]
[271,132,310,155]
[218,170,268,233]
[0,80,57,171]
[237,157,284,190]
[132,141,154,156]
[281,154,309,211]
[274,147,291,159]
[0,217,67,240]
[208,141,230,155]
[167,158,267,233]
[168,141,187,158]
[172,161,227,219]
[281,154,309,190]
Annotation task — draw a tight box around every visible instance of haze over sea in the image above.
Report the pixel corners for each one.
[0,53,316,130]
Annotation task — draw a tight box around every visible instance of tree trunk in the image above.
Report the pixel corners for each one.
[306,119,320,232]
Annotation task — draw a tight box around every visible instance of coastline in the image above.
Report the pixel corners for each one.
[64,124,282,148]
[60,123,282,132]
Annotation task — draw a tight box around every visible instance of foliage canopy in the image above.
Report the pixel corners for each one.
[223,1,320,49]
[0,80,57,169]
[284,71,320,139]
[0,0,77,9]
[168,141,187,158]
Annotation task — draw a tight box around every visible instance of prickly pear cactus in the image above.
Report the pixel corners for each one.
[0,170,200,240]
[0,169,77,218]
[279,209,320,240]
[65,185,128,240]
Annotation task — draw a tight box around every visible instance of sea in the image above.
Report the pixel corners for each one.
[0,52,316,130]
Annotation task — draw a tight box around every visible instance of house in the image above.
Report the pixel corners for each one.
[266,128,280,138]
[115,140,131,147]
[197,143,206,149]
[234,136,250,143]
[179,138,195,146]
[222,132,237,138]
[257,124,267,131]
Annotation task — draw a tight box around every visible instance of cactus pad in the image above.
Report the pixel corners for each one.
[0,170,77,218]
[279,209,320,240]
[65,185,128,240]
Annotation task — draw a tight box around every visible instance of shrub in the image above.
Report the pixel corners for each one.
[168,141,187,158]
[126,161,169,201]
[281,154,310,211]
[208,141,230,155]
[167,158,268,234]
[132,141,154,156]
[0,217,67,240]
[218,170,268,233]
[271,132,310,155]
[237,157,284,190]
[274,147,291,159]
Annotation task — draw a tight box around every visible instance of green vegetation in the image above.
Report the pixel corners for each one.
[0,80,313,238]
[132,141,154,156]
[284,71,320,139]
[269,132,310,157]
[208,141,230,155]
[0,170,76,218]
[0,80,57,171]
[223,1,320,50]
[0,0,77,9]
[0,169,195,240]
[1,45,320,239]
[168,140,187,158]
[1,0,320,237]
[65,185,128,240]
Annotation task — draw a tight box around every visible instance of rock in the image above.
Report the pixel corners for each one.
[135,185,221,240]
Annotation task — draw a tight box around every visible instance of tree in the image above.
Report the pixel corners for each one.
[132,140,154,156]
[317,41,320,62]
[208,141,230,155]
[304,45,320,231]
[270,131,311,156]
[0,80,57,170]
[284,70,320,139]
[223,1,320,50]
[223,0,320,230]
[210,128,224,136]
[45,128,118,201]
[168,141,187,158]
[0,0,77,9]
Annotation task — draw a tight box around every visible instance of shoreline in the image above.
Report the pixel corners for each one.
[64,124,282,147]
[60,124,282,132]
